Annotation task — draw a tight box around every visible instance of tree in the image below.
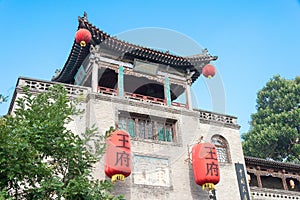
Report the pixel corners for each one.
[242,75,300,163]
[0,85,123,199]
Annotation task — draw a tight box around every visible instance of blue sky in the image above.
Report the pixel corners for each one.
[0,0,299,134]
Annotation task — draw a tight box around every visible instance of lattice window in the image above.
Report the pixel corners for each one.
[211,135,231,163]
[138,119,146,139]
[118,116,136,137]
[118,111,176,142]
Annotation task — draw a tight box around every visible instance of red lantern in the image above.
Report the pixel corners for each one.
[104,130,132,182]
[202,64,216,78]
[192,142,220,191]
[75,28,92,47]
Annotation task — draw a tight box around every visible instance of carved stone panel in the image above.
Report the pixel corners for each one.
[133,155,171,187]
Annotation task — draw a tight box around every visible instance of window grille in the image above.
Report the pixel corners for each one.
[211,135,231,163]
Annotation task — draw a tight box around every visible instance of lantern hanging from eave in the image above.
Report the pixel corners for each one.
[104,130,132,182]
[192,142,220,191]
[289,179,295,189]
[75,28,92,47]
[202,64,216,78]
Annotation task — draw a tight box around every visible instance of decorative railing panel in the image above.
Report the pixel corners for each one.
[97,86,188,108]
[18,77,90,96]
[197,109,239,127]
[251,187,300,200]
[124,91,166,106]
[97,86,117,96]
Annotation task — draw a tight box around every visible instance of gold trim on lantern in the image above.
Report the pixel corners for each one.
[202,183,215,191]
[80,41,87,47]
[111,174,125,183]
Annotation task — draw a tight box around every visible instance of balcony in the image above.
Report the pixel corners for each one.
[97,85,186,108]
[12,78,239,129]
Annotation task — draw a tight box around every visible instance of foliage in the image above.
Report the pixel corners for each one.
[0,94,8,104]
[0,85,124,199]
[242,75,300,163]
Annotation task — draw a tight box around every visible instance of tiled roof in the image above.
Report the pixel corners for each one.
[245,156,300,171]
[53,13,217,84]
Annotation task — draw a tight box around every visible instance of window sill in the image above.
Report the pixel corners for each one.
[131,137,181,147]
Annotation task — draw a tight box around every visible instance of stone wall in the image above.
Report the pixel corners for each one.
[87,92,247,200]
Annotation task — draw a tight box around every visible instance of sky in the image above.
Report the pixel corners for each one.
[0,0,299,135]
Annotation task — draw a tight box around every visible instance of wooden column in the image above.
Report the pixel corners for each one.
[118,66,124,97]
[89,44,100,93]
[186,79,193,110]
[281,170,288,190]
[91,63,98,93]
[164,76,171,106]
[256,167,263,188]
[282,177,288,190]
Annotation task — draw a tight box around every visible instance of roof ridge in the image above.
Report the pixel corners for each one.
[53,13,217,83]
[77,15,217,62]
[245,156,300,167]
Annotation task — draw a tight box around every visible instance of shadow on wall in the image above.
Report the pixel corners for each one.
[112,177,132,199]
[113,177,171,199]
[189,164,211,199]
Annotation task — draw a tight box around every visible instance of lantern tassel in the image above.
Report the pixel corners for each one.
[202,183,215,191]
[111,174,125,183]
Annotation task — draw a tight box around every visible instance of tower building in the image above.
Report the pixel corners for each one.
[9,13,251,199]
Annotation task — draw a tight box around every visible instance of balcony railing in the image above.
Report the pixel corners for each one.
[97,86,117,96]
[124,91,165,105]
[17,77,90,96]
[250,187,300,200]
[12,78,239,128]
[97,85,186,108]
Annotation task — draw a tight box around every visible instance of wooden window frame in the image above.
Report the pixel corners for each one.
[118,111,177,143]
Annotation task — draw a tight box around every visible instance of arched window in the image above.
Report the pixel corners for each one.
[211,135,231,163]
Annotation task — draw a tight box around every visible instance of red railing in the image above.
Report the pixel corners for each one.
[124,91,165,105]
[171,102,187,108]
[97,86,117,96]
[97,86,186,108]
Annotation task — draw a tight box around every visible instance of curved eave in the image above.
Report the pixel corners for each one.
[53,15,218,84]
[245,156,300,172]
[52,41,90,83]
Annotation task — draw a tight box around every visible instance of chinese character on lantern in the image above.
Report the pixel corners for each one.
[104,130,132,182]
[192,142,220,191]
